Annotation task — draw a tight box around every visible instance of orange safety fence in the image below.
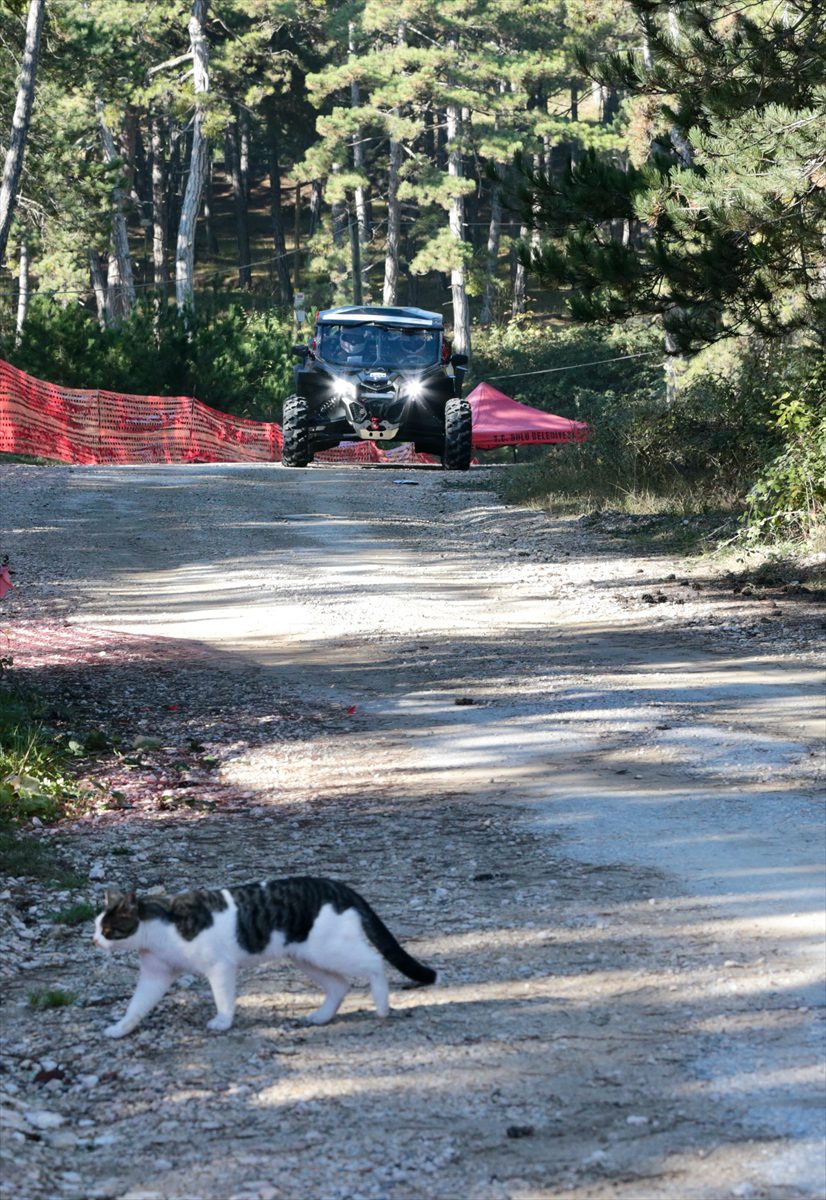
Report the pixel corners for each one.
[383,442,441,465]
[315,440,387,464]
[315,441,442,465]
[0,358,283,465]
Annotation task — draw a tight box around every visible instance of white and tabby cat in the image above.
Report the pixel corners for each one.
[93,876,437,1038]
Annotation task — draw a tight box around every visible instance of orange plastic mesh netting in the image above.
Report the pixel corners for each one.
[315,441,440,465]
[0,358,283,465]
[315,440,387,463]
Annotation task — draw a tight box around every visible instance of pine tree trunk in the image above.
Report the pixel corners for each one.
[88,250,108,329]
[106,252,126,325]
[309,180,322,237]
[295,184,303,289]
[383,20,405,306]
[480,176,502,326]
[602,88,620,124]
[239,109,251,202]
[330,163,347,248]
[349,200,363,305]
[203,148,220,256]
[512,228,528,316]
[95,97,136,321]
[150,112,169,291]
[175,0,210,313]
[446,73,470,357]
[122,106,140,199]
[664,323,680,405]
[0,0,45,268]
[15,241,29,345]
[133,120,150,217]
[168,121,182,244]
[383,134,402,304]
[226,118,251,288]
[569,82,580,168]
[264,107,294,306]
[349,23,370,259]
[512,152,542,317]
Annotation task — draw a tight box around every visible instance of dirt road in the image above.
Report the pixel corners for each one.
[1,462,824,1200]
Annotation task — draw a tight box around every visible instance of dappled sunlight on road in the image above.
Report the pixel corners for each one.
[2,462,823,1200]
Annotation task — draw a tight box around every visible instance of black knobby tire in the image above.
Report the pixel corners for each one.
[282,396,313,468]
[443,397,472,471]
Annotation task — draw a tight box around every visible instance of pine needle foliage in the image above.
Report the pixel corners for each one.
[519,0,826,350]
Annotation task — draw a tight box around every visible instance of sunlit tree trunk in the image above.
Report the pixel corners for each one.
[512,219,528,316]
[202,148,220,256]
[150,111,169,291]
[349,199,363,305]
[446,85,470,355]
[349,22,370,252]
[383,21,405,305]
[0,0,45,268]
[175,0,209,313]
[96,97,136,321]
[330,162,347,248]
[264,103,294,306]
[239,109,250,202]
[88,250,108,329]
[309,180,322,237]
[15,241,29,345]
[479,176,502,326]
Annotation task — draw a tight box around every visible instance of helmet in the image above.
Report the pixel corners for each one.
[340,327,367,352]
[400,330,426,354]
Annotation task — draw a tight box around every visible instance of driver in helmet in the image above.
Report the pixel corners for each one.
[397,328,429,365]
[339,326,372,362]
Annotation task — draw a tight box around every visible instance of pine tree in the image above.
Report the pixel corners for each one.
[519,0,826,349]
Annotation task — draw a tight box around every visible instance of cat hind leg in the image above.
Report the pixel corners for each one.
[205,962,237,1032]
[298,964,350,1026]
[368,963,390,1018]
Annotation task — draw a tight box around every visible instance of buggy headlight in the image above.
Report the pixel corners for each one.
[334,378,357,400]
[405,380,425,401]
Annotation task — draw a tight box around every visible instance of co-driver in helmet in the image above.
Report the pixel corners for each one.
[339,326,372,362]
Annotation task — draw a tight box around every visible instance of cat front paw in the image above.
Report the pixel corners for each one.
[207,1013,233,1032]
[304,1010,333,1026]
[104,1021,130,1039]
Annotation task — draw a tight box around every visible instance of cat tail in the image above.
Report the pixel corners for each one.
[356,900,437,986]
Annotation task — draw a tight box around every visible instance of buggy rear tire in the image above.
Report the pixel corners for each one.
[282,396,313,467]
[443,397,472,470]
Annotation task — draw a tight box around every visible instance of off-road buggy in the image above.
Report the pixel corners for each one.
[283,305,472,469]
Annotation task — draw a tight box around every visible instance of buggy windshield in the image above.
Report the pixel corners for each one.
[318,323,441,369]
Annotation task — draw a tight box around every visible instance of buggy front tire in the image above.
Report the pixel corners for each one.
[443,397,472,471]
[282,396,313,467]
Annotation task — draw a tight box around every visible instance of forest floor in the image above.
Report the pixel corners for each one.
[0,461,824,1200]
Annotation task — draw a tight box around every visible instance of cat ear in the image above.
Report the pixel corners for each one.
[127,887,138,906]
[104,889,121,908]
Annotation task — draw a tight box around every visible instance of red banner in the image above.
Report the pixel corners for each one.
[0,359,283,465]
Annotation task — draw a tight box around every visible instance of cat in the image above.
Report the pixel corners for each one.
[93,875,437,1038]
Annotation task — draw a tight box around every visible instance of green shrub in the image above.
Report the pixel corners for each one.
[0,684,80,824]
[28,988,76,1010]
[0,291,296,421]
[473,321,820,525]
[744,359,826,542]
[51,902,96,925]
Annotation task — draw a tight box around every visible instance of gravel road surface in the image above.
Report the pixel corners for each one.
[1,462,824,1200]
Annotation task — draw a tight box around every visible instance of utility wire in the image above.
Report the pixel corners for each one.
[486,350,662,381]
